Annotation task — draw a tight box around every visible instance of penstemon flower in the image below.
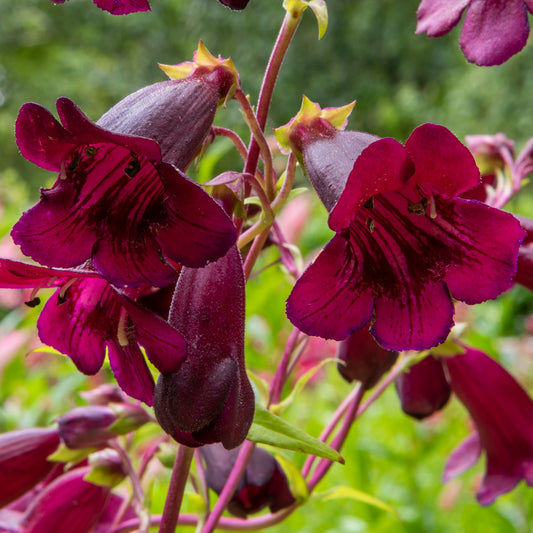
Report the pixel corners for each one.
[0,259,187,404]
[49,0,151,15]
[280,100,525,350]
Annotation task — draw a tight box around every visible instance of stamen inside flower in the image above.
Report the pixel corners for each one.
[58,278,77,305]
[117,308,134,347]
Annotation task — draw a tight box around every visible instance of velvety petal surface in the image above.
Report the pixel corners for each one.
[0,259,86,289]
[16,103,75,172]
[405,123,480,197]
[330,138,413,231]
[443,199,524,303]
[416,0,470,36]
[37,278,116,375]
[107,340,155,406]
[156,163,237,268]
[444,348,533,505]
[286,235,374,341]
[460,0,530,65]
[119,295,186,373]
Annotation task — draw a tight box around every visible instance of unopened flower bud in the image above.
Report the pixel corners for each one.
[337,327,398,389]
[395,356,451,419]
[0,428,60,508]
[57,404,150,450]
[200,443,295,517]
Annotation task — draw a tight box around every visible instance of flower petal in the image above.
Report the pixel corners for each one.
[107,340,155,406]
[442,432,482,482]
[156,163,237,268]
[16,103,76,172]
[443,199,524,303]
[119,296,187,373]
[329,138,414,231]
[405,123,480,197]
[286,235,374,341]
[460,0,530,66]
[37,279,113,375]
[444,348,533,505]
[0,258,78,289]
[416,0,470,36]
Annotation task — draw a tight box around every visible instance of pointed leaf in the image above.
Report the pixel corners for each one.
[247,404,343,463]
[318,486,401,520]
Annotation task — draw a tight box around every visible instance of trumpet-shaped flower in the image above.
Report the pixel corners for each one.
[0,259,187,404]
[13,91,236,287]
[443,348,533,505]
[416,0,533,66]
[286,120,524,350]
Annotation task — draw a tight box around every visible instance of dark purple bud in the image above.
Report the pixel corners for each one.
[395,356,451,419]
[218,0,250,9]
[21,467,112,533]
[57,405,150,450]
[98,73,229,170]
[200,443,295,517]
[0,428,60,508]
[154,246,255,449]
[337,327,398,389]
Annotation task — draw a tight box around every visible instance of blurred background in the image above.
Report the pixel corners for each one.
[1,0,533,531]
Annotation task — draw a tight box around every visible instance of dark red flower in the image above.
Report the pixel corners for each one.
[285,118,524,350]
[0,259,187,404]
[13,90,236,287]
[154,246,254,449]
[200,443,295,517]
[217,0,250,9]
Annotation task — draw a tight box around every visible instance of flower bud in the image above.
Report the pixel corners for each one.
[0,428,60,508]
[200,443,295,517]
[57,404,150,450]
[395,356,451,419]
[217,0,250,9]
[154,246,254,449]
[337,327,398,389]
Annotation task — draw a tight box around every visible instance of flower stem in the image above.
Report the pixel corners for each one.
[159,445,195,533]
[200,440,257,533]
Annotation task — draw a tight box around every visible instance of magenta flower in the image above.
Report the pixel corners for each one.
[154,246,255,449]
[50,0,150,15]
[200,443,296,517]
[13,95,236,288]
[416,0,533,66]
[286,123,524,350]
[0,258,187,404]
[0,428,60,508]
[443,348,533,505]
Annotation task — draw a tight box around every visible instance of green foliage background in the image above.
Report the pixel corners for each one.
[1,1,533,532]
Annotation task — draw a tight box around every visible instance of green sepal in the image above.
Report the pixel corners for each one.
[48,442,97,464]
[274,453,309,504]
[84,464,125,489]
[156,442,177,469]
[283,0,328,39]
[315,486,401,521]
[247,404,343,463]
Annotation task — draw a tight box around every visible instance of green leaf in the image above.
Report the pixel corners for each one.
[247,404,343,463]
[317,486,401,520]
